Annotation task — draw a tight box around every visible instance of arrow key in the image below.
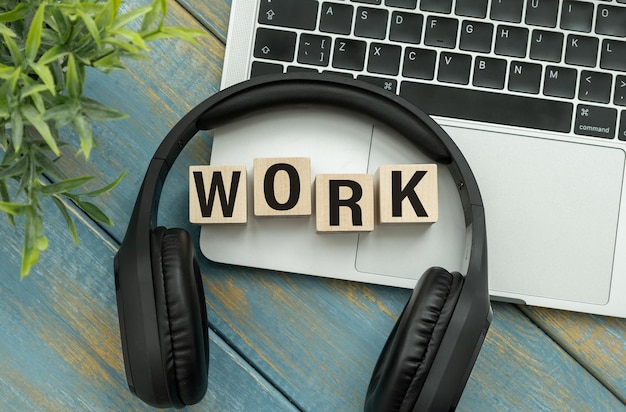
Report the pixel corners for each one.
[578,70,612,104]
[615,75,626,107]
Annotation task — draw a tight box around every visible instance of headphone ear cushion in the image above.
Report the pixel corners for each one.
[151,227,209,406]
[365,267,463,412]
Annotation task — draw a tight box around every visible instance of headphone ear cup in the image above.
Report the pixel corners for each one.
[365,267,463,412]
[151,227,209,406]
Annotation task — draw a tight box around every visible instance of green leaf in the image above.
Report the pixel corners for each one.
[2,30,22,65]
[21,209,48,279]
[0,180,15,226]
[38,45,70,65]
[0,156,27,179]
[82,171,125,197]
[52,196,79,245]
[111,5,152,31]
[78,10,101,49]
[40,176,94,195]
[29,62,56,95]
[72,114,93,159]
[20,105,61,156]
[74,199,112,225]
[80,97,128,121]
[25,3,46,62]
[0,4,27,23]
[66,54,82,99]
[0,201,30,215]
[143,26,206,45]
[10,110,23,152]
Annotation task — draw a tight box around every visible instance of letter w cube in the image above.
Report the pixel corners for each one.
[189,165,247,224]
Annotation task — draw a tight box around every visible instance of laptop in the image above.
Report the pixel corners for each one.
[200,0,626,317]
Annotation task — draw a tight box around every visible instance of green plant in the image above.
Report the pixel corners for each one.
[0,0,204,277]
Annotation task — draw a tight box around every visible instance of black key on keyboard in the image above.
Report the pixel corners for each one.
[529,30,563,62]
[332,38,367,70]
[460,21,494,53]
[298,34,332,66]
[596,5,626,37]
[357,75,398,93]
[258,0,318,30]
[354,0,382,4]
[402,48,437,80]
[473,57,507,89]
[385,0,417,8]
[525,0,559,28]
[574,105,617,139]
[399,82,573,132]
[508,61,542,94]
[424,16,458,49]
[320,2,354,35]
[355,7,388,39]
[455,0,488,18]
[619,111,626,141]
[565,35,598,67]
[490,0,524,23]
[600,40,626,72]
[579,71,613,104]
[615,76,626,106]
[420,0,452,14]
[560,0,594,33]
[438,52,472,85]
[494,25,529,58]
[389,12,423,44]
[368,43,402,75]
[251,61,284,77]
[543,66,578,99]
[254,28,297,62]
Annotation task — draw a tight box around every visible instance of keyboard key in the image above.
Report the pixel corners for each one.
[473,57,507,89]
[402,48,436,80]
[389,12,423,44]
[355,7,388,39]
[287,66,318,73]
[565,35,598,67]
[357,75,398,93]
[579,71,613,104]
[385,0,417,8]
[258,0,318,30]
[508,61,542,94]
[460,21,494,53]
[251,61,284,77]
[437,52,472,85]
[368,43,402,75]
[543,66,578,99]
[574,105,617,139]
[298,34,332,66]
[560,0,594,33]
[529,30,563,62]
[455,0,489,18]
[494,25,529,58]
[600,40,626,72]
[424,17,459,49]
[525,0,559,28]
[490,0,524,23]
[615,75,626,106]
[420,0,452,14]
[595,5,626,37]
[332,38,367,70]
[320,2,354,35]
[254,28,297,62]
[399,82,573,132]
[619,111,626,141]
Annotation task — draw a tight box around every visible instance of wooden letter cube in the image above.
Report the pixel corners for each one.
[377,164,438,223]
[253,157,312,217]
[315,174,374,232]
[189,165,247,224]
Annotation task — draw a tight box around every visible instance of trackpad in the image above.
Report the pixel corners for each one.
[449,127,624,305]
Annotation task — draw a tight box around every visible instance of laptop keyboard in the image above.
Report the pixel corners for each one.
[249,0,626,141]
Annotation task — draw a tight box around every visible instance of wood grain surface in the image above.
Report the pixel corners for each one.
[1,0,625,411]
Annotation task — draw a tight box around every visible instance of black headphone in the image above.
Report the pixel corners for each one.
[114,73,492,411]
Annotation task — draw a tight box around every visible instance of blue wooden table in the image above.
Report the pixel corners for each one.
[2,1,626,410]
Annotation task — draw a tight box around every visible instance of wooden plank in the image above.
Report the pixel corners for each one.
[179,0,231,43]
[18,0,626,410]
[520,305,626,404]
[0,199,296,411]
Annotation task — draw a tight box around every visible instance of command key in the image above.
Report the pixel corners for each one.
[574,104,617,139]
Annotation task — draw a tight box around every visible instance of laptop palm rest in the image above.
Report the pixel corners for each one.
[201,108,624,305]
